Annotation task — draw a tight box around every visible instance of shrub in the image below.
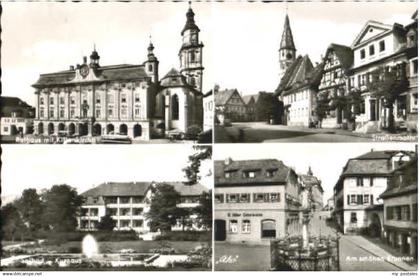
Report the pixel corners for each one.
[155,231,211,242]
[184,125,202,140]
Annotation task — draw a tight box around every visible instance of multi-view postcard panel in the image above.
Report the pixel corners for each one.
[214,144,417,271]
[0,0,418,274]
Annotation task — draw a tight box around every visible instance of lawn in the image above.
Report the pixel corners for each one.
[40,240,207,254]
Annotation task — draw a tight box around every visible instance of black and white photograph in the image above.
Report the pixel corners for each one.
[1,1,212,144]
[214,143,417,271]
[1,145,212,270]
[213,1,417,143]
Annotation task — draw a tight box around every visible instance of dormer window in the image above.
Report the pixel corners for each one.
[243,171,256,178]
[266,169,277,177]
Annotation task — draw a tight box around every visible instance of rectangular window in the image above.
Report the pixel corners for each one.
[253,193,270,203]
[350,212,357,223]
[60,97,65,105]
[224,172,231,178]
[135,94,140,103]
[242,220,251,233]
[106,208,117,216]
[135,108,140,116]
[360,49,366,59]
[401,205,411,221]
[412,60,418,75]
[96,95,101,104]
[363,194,370,204]
[40,109,44,118]
[121,108,127,117]
[3,127,8,132]
[120,220,130,228]
[120,197,130,204]
[356,178,363,187]
[379,40,385,52]
[357,194,363,205]
[226,194,239,203]
[49,110,54,118]
[239,193,250,203]
[370,177,374,186]
[369,45,375,56]
[386,206,393,220]
[95,109,101,118]
[105,197,117,204]
[132,208,143,216]
[229,220,238,233]
[49,97,54,105]
[119,208,131,216]
[215,194,224,203]
[270,193,281,202]
[108,108,113,116]
[70,96,75,105]
[132,196,143,203]
[121,94,127,103]
[70,108,75,117]
[40,98,44,105]
[133,220,143,227]
[413,204,418,222]
[59,109,65,118]
[266,169,277,177]
[350,194,357,205]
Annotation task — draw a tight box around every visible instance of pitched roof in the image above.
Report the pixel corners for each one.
[325,43,354,70]
[342,150,415,176]
[215,159,292,186]
[275,55,323,96]
[214,89,240,105]
[33,64,149,87]
[242,95,256,105]
[81,181,208,197]
[0,96,33,109]
[380,157,417,199]
[160,68,201,94]
[280,14,296,51]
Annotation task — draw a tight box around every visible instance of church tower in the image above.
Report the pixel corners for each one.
[144,39,159,83]
[179,3,204,93]
[279,14,296,79]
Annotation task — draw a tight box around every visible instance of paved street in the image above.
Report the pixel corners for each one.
[215,122,416,143]
[214,213,418,271]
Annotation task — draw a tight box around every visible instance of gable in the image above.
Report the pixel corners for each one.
[352,21,393,48]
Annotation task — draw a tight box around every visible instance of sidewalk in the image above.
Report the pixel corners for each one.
[342,235,418,271]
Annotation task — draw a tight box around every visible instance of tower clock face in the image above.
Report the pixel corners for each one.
[80,65,89,77]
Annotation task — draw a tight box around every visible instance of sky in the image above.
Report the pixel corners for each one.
[1,145,213,200]
[214,143,417,205]
[1,1,417,105]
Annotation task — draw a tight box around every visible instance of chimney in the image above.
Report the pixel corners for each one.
[224,157,233,166]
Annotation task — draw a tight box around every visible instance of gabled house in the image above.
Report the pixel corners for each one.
[215,89,247,123]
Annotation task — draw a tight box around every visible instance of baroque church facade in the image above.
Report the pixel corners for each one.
[32,5,204,140]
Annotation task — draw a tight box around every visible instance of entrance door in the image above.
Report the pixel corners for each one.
[261,219,276,238]
[370,99,376,121]
[215,220,226,241]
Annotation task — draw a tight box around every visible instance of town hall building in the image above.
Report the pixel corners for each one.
[32,5,204,140]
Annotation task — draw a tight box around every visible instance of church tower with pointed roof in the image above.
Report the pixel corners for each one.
[179,2,204,93]
[279,14,296,79]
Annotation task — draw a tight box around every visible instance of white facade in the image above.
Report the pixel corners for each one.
[203,91,213,131]
[283,88,316,127]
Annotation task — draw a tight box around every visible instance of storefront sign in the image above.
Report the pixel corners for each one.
[228,212,263,217]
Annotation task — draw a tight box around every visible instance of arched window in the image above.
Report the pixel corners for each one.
[190,51,196,62]
[261,219,276,238]
[172,94,179,120]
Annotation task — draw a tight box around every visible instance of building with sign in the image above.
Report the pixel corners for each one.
[32,5,204,140]
[214,158,301,243]
[0,96,35,139]
[78,181,208,233]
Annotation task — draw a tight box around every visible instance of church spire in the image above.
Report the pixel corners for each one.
[280,14,296,51]
[307,166,313,176]
[181,1,200,35]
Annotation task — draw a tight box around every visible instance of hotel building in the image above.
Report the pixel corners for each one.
[78,181,208,233]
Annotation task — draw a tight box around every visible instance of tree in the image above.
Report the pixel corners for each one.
[1,203,26,241]
[367,64,409,133]
[146,183,181,232]
[97,214,116,231]
[42,184,82,232]
[183,145,212,185]
[193,191,212,230]
[17,188,43,233]
[255,93,283,123]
